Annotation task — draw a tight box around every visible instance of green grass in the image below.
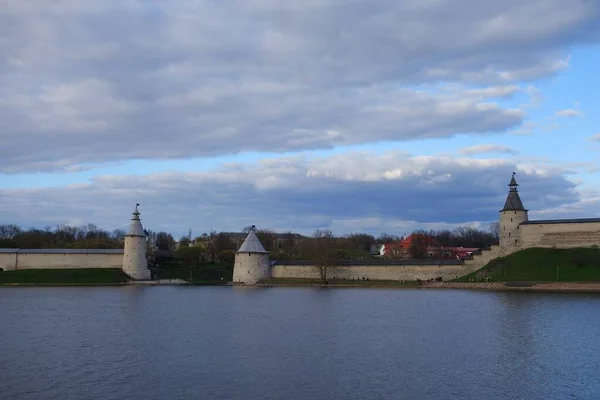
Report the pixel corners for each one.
[153,264,233,283]
[454,247,600,283]
[0,268,131,285]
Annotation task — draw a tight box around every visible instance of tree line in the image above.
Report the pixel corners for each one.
[0,222,499,264]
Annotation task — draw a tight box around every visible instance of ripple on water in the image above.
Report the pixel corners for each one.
[1,287,600,400]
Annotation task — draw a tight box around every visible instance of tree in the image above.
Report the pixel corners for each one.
[175,246,209,266]
[311,229,335,283]
[178,236,191,248]
[254,229,276,252]
[489,222,500,243]
[155,232,175,251]
[217,249,236,268]
[377,233,401,243]
[408,232,430,259]
[0,224,21,240]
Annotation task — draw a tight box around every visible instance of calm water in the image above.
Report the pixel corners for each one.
[1,286,600,400]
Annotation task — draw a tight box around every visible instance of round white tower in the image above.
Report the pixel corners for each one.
[122,204,151,280]
[232,226,270,285]
[499,173,529,256]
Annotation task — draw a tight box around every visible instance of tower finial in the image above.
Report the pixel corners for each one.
[132,203,141,220]
[508,172,518,189]
[501,172,526,211]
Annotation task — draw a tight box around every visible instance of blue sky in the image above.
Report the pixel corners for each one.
[1,0,599,238]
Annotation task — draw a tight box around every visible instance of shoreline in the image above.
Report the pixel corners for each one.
[255,281,600,292]
[3,281,600,292]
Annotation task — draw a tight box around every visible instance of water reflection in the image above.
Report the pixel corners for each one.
[1,287,600,400]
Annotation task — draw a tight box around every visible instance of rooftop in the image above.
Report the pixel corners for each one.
[0,248,124,254]
[237,229,268,253]
[520,218,600,225]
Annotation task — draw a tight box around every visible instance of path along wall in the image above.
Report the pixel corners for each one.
[272,262,479,281]
[0,249,124,271]
[520,221,600,249]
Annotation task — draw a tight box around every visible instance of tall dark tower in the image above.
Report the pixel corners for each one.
[499,173,529,255]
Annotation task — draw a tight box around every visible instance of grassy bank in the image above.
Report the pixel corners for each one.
[0,268,131,286]
[454,247,600,283]
[259,278,421,287]
[153,263,233,283]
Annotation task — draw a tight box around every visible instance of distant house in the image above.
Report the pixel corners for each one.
[381,234,438,258]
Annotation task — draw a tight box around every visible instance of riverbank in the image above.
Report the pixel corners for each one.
[257,278,600,292]
[425,282,600,292]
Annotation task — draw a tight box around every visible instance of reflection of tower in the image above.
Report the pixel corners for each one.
[499,173,529,256]
[232,225,270,285]
[123,204,151,280]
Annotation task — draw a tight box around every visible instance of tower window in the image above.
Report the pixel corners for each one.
[511,218,513,222]
[509,233,511,237]
[515,239,518,244]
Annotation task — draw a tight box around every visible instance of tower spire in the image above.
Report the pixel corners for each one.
[132,203,140,220]
[501,173,527,211]
[127,203,145,236]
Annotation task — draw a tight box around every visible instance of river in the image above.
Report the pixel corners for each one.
[1,286,599,400]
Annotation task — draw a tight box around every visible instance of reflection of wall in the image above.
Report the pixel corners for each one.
[0,249,123,271]
[520,222,600,249]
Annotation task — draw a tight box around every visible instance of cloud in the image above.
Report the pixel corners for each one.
[555,109,584,117]
[510,121,538,135]
[1,0,599,172]
[459,144,520,156]
[0,152,593,237]
[588,133,600,141]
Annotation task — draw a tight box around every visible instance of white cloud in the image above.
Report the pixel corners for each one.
[0,152,592,237]
[588,133,600,141]
[459,144,520,156]
[510,121,538,136]
[0,0,599,172]
[555,109,584,117]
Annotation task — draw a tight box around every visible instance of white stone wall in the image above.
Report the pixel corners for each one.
[464,245,500,267]
[500,210,528,255]
[0,253,18,271]
[123,236,150,280]
[0,252,123,271]
[233,253,270,284]
[272,263,476,282]
[520,222,600,249]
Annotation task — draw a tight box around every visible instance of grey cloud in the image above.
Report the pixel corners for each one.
[0,153,592,238]
[1,0,599,172]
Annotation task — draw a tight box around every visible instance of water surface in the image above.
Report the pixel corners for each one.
[1,286,600,400]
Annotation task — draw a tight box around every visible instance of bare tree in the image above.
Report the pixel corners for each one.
[489,222,500,243]
[0,224,22,240]
[312,229,335,283]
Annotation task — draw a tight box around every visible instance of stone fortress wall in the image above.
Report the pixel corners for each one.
[0,249,123,272]
[236,173,600,284]
[271,262,473,282]
[2,176,598,282]
[0,205,149,280]
[519,220,600,249]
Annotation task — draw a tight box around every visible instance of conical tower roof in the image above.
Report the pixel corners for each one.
[237,228,268,253]
[501,173,528,212]
[127,204,146,237]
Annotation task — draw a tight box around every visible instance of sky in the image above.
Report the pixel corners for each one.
[1,0,600,239]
